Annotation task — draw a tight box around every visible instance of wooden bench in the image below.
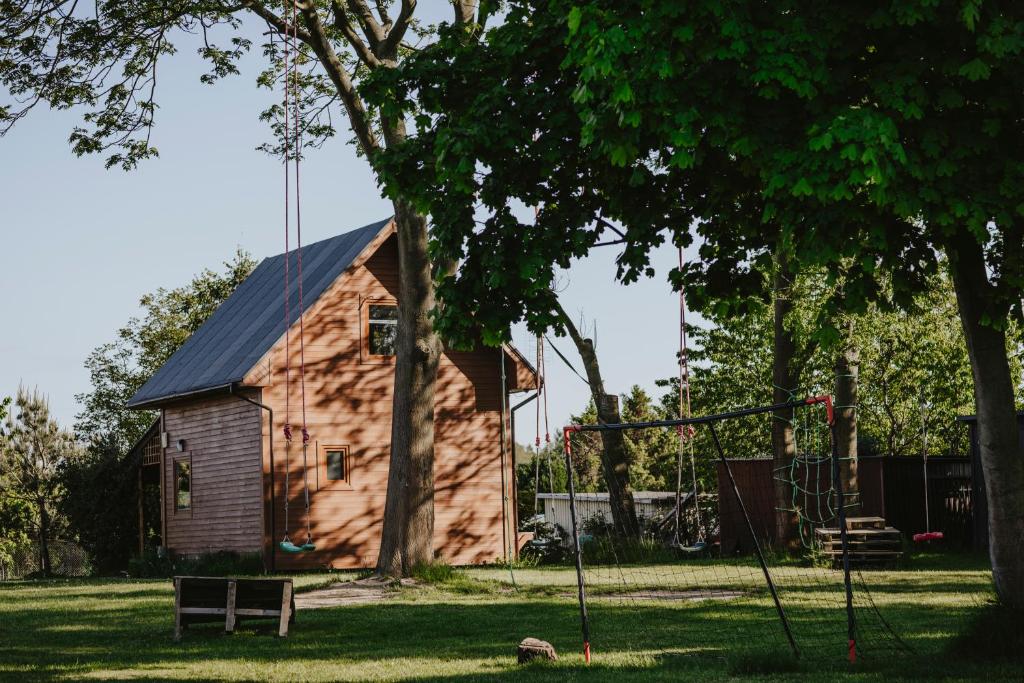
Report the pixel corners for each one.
[173,576,295,641]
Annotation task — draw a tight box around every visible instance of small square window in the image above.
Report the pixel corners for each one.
[319,445,351,490]
[175,459,191,510]
[368,304,398,356]
[326,449,346,481]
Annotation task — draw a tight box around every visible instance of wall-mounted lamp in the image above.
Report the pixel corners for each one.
[176,439,186,452]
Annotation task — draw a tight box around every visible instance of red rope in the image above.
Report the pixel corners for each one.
[282,26,292,444]
[535,337,542,448]
[541,341,550,444]
[679,246,692,427]
[290,0,309,445]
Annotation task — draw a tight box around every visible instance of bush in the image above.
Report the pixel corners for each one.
[518,515,566,564]
[127,548,264,578]
[59,435,139,574]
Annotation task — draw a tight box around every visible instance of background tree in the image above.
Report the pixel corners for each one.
[555,304,640,537]
[677,269,993,461]
[0,393,32,577]
[58,435,141,574]
[0,387,81,576]
[63,250,255,571]
[1,0,499,578]
[75,249,256,452]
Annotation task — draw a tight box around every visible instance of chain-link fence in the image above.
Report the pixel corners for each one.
[0,540,91,580]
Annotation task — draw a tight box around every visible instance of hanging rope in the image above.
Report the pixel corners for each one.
[280,22,293,545]
[279,0,314,554]
[534,336,543,513]
[292,0,314,552]
[675,247,704,548]
[533,334,554,512]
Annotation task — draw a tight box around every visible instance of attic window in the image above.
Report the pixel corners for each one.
[367,304,398,356]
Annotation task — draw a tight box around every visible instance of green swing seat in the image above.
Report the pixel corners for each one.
[279,538,316,553]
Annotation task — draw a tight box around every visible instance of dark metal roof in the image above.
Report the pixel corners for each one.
[127,218,392,409]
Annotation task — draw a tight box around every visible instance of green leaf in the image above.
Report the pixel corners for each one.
[791,178,814,197]
[958,58,991,81]
[567,6,583,35]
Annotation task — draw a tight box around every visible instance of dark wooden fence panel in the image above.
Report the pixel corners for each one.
[716,460,775,554]
[856,458,885,518]
[718,455,977,552]
[874,456,973,548]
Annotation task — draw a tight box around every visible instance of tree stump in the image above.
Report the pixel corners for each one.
[518,637,558,663]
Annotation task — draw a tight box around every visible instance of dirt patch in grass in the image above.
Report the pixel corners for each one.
[296,576,415,609]
[560,589,744,602]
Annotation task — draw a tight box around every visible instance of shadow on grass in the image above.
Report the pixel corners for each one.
[0,552,1003,682]
[0,584,995,681]
[947,602,1024,663]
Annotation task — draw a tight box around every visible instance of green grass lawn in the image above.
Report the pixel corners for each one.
[0,552,1018,681]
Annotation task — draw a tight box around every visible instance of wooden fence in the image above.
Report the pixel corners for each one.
[718,455,980,552]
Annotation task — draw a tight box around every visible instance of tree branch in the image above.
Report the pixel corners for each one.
[378,0,415,58]
[294,1,381,156]
[330,1,380,67]
[243,0,312,42]
[346,0,386,47]
[451,0,474,25]
[374,0,393,31]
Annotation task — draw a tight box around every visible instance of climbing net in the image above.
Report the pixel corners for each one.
[774,398,860,549]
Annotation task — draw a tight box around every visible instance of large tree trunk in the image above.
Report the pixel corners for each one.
[946,229,1024,609]
[835,320,859,507]
[375,197,442,577]
[554,301,641,538]
[772,254,801,551]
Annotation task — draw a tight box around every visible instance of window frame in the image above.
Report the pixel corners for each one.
[317,443,352,491]
[172,453,193,514]
[360,296,398,364]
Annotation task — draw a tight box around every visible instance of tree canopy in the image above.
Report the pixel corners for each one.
[373,0,1024,603]
[0,387,82,576]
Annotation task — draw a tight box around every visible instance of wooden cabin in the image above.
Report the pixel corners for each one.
[127,218,536,570]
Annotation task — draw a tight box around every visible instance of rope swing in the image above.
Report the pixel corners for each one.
[533,335,555,515]
[913,396,943,543]
[279,0,315,555]
[674,246,706,553]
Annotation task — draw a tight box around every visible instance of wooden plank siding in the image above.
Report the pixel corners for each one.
[162,395,264,556]
[156,230,528,568]
[257,234,518,569]
[155,232,532,569]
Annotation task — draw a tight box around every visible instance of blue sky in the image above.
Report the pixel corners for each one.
[0,21,694,439]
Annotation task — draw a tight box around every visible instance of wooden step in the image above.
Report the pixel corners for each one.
[845,516,885,530]
[822,549,903,556]
[816,527,901,539]
[819,539,903,549]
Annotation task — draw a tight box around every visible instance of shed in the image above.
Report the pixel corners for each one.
[127,219,536,570]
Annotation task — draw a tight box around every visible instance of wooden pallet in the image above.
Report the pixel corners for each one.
[815,519,904,567]
[173,576,295,641]
[845,516,886,530]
